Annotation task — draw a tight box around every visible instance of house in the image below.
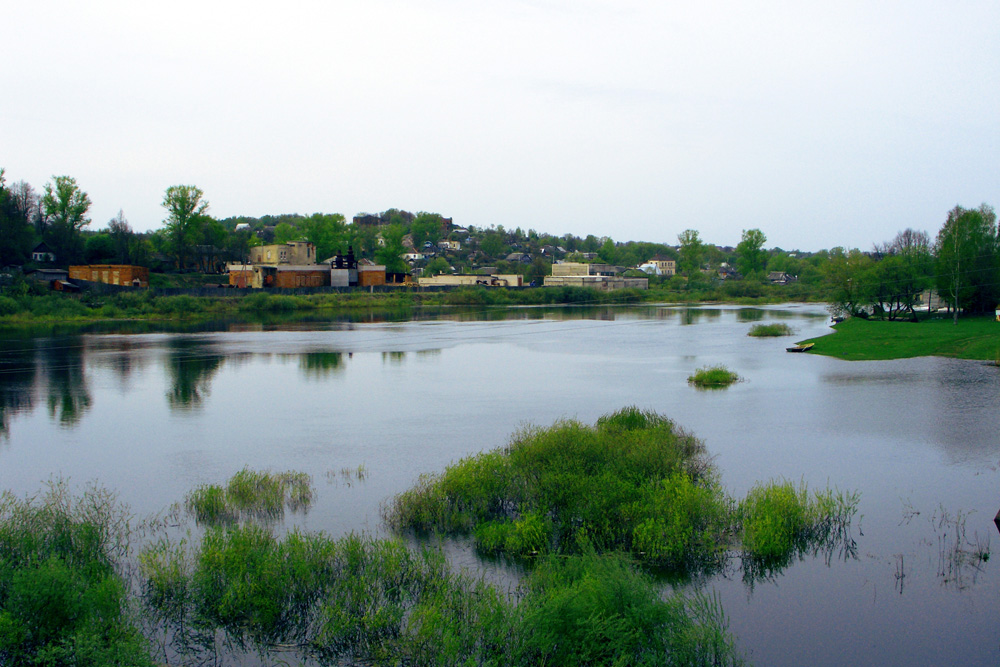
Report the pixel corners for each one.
[31,242,55,263]
[68,265,150,287]
[505,252,532,264]
[768,271,793,285]
[638,256,676,277]
[26,268,68,285]
[552,262,623,277]
[438,240,460,251]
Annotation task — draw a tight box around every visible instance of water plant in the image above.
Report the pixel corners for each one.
[185,468,313,525]
[139,525,744,666]
[747,322,793,337]
[0,482,154,665]
[687,365,741,388]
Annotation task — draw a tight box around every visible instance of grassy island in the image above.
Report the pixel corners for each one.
[802,315,1000,361]
[687,366,741,388]
[747,323,793,337]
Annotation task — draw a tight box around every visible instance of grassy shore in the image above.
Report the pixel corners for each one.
[802,315,1000,361]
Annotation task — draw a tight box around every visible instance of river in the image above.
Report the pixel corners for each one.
[0,303,996,666]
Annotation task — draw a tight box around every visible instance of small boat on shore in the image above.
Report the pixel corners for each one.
[786,343,814,353]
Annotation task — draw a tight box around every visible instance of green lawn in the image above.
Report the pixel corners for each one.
[802,315,1000,361]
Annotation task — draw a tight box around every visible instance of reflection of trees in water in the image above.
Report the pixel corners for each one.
[298,352,346,379]
[39,338,91,427]
[0,340,38,437]
[382,351,406,365]
[736,308,766,322]
[165,339,225,410]
[680,308,722,325]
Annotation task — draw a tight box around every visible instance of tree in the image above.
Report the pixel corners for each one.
[107,210,135,264]
[676,229,704,278]
[422,257,451,276]
[411,213,444,249]
[824,247,873,318]
[735,228,767,278]
[0,170,35,266]
[480,230,507,260]
[162,185,209,270]
[864,229,932,321]
[374,224,408,273]
[302,213,347,261]
[41,175,91,265]
[273,221,299,245]
[598,238,616,264]
[934,204,998,323]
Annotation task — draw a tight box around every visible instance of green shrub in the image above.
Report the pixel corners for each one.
[747,323,793,337]
[0,483,154,666]
[739,481,809,560]
[185,469,313,526]
[0,296,22,316]
[687,365,741,388]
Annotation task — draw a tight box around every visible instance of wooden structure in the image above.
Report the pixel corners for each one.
[69,265,149,287]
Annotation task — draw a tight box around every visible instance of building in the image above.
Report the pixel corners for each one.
[230,240,329,288]
[417,274,522,287]
[545,262,646,290]
[250,241,316,265]
[68,265,150,287]
[638,256,676,277]
[31,242,56,263]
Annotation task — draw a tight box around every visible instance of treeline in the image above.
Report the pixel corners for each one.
[2,168,997,318]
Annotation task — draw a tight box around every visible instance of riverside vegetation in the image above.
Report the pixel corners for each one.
[747,323,793,337]
[0,410,862,666]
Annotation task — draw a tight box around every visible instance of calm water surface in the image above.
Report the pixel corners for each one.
[0,303,997,666]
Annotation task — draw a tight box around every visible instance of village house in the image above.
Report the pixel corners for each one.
[637,256,676,276]
[417,274,523,288]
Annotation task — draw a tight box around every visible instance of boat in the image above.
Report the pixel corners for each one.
[786,343,814,353]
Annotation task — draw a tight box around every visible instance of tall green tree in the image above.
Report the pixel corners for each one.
[162,185,208,270]
[676,229,704,278]
[824,247,873,317]
[375,224,408,273]
[41,175,91,265]
[302,213,346,261]
[107,210,135,264]
[0,170,35,266]
[735,228,767,278]
[934,204,998,323]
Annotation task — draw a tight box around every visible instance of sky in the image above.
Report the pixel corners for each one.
[3,0,998,252]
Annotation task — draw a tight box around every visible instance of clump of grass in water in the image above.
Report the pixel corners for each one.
[386,408,859,582]
[738,480,859,579]
[747,322,794,337]
[687,365,741,388]
[0,481,155,665]
[185,468,313,526]
[140,524,745,666]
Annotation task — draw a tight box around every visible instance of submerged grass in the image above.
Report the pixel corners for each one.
[140,526,745,666]
[0,482,155,666]
[386,408,857,579]
[185,468,312,525]
[747,323,793,337]
[687,365,741,389]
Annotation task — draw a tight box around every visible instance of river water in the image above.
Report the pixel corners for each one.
[0,303,997,666]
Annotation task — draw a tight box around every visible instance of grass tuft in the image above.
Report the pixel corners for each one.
[687,365,741,388]
[747,322,794,337]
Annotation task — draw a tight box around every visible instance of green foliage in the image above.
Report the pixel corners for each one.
[738,481,859,575]
[935,203,999,318]
[747,323,793,337]
[161,185,209,270]
[42,175,92,265]
[735,228,767,278]
[0,483,154,665]
[687,365,741,388]
[387,409,727,570]
[185,468,313,526]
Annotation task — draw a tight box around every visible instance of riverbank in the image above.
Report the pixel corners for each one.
[802,315,1000,361]
[0,284,816,326]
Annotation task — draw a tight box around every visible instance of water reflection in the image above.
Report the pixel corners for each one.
[299,352,346,378]
[0,340,36,437]
[165,338,225,410]
[39,338,91,426]
[382,351,406,365]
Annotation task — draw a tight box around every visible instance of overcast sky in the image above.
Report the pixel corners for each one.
[3,1,998,251]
